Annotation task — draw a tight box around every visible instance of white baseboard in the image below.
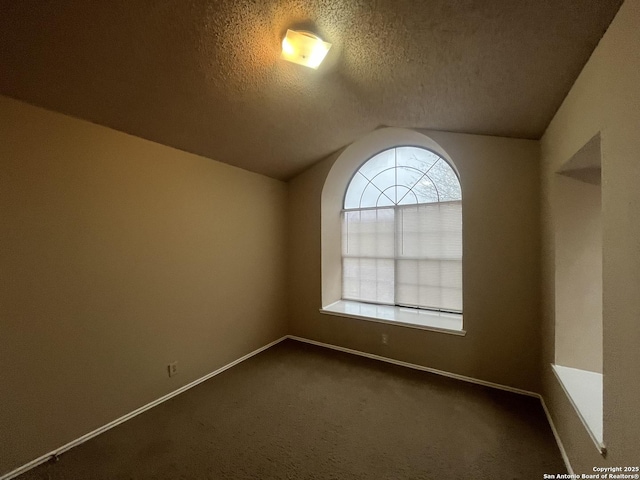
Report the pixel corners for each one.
[286,335,539,397]
[3,334,574,479]
[287,335,574,474]
[539,396,575,475]
[0,336,288,480]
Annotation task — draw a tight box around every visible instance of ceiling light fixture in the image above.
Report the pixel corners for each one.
[281,29,331,69]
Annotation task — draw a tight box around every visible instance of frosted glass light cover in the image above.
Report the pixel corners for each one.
[281,30,331,69]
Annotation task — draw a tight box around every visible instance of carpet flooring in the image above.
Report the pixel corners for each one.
[18,339,566,479]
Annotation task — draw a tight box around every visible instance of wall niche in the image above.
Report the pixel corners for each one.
[552,133,604,453]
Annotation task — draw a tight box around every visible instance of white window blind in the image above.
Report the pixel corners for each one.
[396,202,462,312]
[342,202,462,312]
[342,208,395,305]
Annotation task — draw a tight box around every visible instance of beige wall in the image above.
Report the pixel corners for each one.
[554,172,602,373]
[289,129,542,392]
[0,95,288,476]
[540,0,640,470]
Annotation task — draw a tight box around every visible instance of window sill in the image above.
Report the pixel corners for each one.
[551,364,605,454]
[320,300,465,336]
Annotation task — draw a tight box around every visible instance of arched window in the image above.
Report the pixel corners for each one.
[342,146,462,313]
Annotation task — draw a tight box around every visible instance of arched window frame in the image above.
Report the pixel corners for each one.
[342,145,462,208]
[341,146,463,313]
[320,128,464,334]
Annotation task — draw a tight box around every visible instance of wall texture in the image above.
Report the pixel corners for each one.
[288,129,542,393]
[0,95,288,476]
[540,0,640,471]
[554,174,602,373]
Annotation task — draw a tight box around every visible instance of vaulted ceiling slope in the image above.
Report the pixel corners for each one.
[0,0,623,180]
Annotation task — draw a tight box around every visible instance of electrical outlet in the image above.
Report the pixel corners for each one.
[168,362,178,377]
[381,333,389,345]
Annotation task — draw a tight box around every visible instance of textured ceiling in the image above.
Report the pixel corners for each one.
[0,0,623,180]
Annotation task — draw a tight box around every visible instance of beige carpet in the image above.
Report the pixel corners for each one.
[19,339,566,479]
